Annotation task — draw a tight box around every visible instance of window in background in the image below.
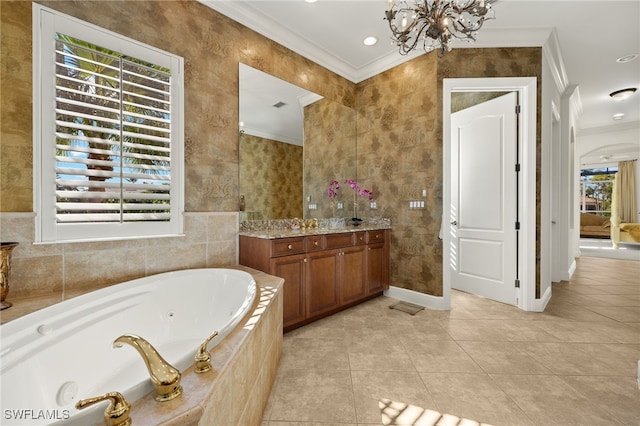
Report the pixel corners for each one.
[579,167,617,216]
[34,5,184,243]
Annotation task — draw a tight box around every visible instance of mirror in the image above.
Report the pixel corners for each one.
[239,63,356,220]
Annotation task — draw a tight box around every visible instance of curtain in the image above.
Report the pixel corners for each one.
[617,160,637,223]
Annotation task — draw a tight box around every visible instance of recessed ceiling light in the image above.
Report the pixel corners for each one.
[616,53,638,63]
[612,113,625,121]
[305,0,318,3]
[609,88,637,101]
[363,36,377,46]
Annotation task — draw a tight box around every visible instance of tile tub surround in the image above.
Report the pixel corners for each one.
[0,266,283,426]
[0,212,238,320]
[131,267,283,426]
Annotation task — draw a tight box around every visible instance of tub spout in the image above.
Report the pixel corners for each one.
[75,391,131,426]
[113,334,182,402]
[194,330,219,374]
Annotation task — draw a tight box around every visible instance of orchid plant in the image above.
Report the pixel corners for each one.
[327,180,341,201]
[327,179,374,221]
[327,179,374,201]
[344,179,374,201]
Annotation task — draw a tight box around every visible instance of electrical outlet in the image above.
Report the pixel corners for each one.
[370,201,377,209]
[337,202,343,209]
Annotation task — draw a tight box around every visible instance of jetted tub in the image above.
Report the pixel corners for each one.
[0,268,257,426]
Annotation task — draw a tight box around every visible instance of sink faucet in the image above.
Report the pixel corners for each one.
[113,334,183,402]
[75,391,131,426]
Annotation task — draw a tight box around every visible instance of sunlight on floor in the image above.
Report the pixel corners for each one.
[379,398,493,426]
[579,238,640,260]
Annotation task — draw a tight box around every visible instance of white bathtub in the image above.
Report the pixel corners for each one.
[0,268,257,426]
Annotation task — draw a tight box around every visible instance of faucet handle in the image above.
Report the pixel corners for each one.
[75,391,131,426]
[194,330,219,374]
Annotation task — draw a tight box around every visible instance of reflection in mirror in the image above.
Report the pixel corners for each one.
[239,63,356,220]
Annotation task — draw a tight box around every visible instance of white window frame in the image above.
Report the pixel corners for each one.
[33,4,184,243]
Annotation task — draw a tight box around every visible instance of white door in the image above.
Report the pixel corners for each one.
[450,92,518,305]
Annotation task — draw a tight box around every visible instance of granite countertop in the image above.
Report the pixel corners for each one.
[238,224,391,239]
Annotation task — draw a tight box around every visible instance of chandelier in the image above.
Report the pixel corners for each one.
[384,0,496,56]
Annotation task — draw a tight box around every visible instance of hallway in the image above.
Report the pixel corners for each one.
[262,256,640,425]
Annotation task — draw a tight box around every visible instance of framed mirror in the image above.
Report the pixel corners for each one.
[239,63,356,220]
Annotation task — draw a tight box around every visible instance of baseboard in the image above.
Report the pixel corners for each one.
[384,285,450,310]
[534,284,552,312]
[567,259,576,279]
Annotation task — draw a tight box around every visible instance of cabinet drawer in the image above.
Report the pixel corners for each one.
[271,237,305,257]
[306,235,325,252]
[367,230,386,244]
[353,231,367,246]
[325,232,355,249]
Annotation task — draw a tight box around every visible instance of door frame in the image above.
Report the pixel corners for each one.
[443,77,537,311]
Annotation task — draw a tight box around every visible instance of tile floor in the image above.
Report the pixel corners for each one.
[261,256,640,426]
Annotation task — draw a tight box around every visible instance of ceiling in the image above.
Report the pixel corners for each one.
[204,0,640,135]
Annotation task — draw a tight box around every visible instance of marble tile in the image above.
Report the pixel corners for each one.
[280,337,350,371]
[351,369,436,424]
[559,375,640,426]
[268,369,357,423]
[265,256,639,425]
[405,339,482,373]
[490,374,622,425]
[421,372,534,426]
[457,341,552,375]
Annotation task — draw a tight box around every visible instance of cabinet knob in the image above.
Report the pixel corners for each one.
[304,258,307,263]
[368,247,371,251]
[288,244,292,249]
[314,241,318,246]
[376,234,381,239]
[359,236,364,241]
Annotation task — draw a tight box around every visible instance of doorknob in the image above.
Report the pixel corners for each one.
[450,220,457,226]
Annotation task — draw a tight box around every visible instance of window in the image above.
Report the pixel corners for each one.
[579,167,617,216]
[33,5,184,243]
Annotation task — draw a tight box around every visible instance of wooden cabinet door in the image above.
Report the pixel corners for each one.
[306,249,340,318]
[366,242,387,294]
[270,254,306,329]
[341,245,367,304]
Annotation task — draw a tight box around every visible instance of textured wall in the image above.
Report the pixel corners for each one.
[1,0,542,300]
[239,134,303,219]
[303,98,357,219]
[0,0,354,213]
[357,48,541,296]
[438,48,543,296]
[0,0,353,303]
[356,55,442,295]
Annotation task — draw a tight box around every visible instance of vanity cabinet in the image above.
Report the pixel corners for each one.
[239,228,389,331]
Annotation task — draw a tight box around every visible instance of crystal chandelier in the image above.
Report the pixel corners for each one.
[384,0,496,56]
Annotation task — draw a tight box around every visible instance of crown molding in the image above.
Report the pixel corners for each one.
[200,1,559,84]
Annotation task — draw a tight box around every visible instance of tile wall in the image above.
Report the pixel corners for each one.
[0,212,237,304]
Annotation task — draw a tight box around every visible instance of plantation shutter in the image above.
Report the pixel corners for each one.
[54,34,172,224]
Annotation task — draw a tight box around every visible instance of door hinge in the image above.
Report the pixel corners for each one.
[515,163,521,172]
[515,222,520,230]
[515,105,521,114]
[515,279,520,288]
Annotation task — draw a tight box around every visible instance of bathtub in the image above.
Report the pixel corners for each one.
[0,268,257,426]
